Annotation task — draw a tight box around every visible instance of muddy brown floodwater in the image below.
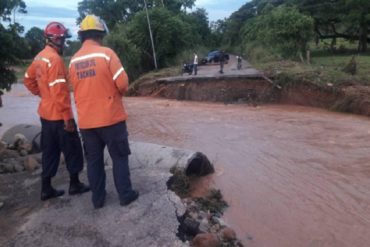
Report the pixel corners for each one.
[2,84,370,247]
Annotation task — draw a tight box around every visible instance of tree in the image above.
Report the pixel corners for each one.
[77,0,142,29]
[77,0,196,30]
[209,19,227,48]
[0,0,27,22]
[242,5,314,58]
[188,8,210,43]
[158,0,195,13]
[222,1,259,46]
[64,40,82,57]
[340,0,370,52]
[0,0,27,91]
[0,25,17,91]
[293,0,370,52]
[105,27,142,80]
[25,27,45,57]
[126,8,194,68]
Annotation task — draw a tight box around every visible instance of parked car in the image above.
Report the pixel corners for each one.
[201,50,229,64]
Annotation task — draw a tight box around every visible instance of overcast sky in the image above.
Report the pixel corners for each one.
[12,0,247,37]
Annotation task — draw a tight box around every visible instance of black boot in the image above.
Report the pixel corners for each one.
[93,192,106,209]
[41,177,65,201]
[69,174,90,195]
[120,190,139,206]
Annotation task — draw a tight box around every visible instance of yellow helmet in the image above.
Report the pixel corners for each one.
[79,15,108,33]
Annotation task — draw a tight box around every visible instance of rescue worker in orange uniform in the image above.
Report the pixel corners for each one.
[24,22,90,201]
[69,15,138,209]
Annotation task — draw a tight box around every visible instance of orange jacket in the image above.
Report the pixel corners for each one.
[24,45,73,121]
[69,40,129,129]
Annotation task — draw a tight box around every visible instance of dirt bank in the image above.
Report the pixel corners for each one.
[129,76,370,117]
[130,76,275,103]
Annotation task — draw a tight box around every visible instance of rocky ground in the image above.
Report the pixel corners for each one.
[0,133,40,174]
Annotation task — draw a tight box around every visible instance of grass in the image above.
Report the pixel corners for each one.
[127,67,181,95]
[134,66,181,82]
[167,166,191,198]
[252,53,370,87]
[246,38,370,87]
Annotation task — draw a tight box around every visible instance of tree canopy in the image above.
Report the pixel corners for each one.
[0,0,27,91]
[224,0,370,57]
[25,27,45,58]
[77,0,196,29]
[77,0,213,79]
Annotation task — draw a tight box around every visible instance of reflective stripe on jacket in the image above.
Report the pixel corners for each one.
[24,45,73,121]
[69,40,129,129]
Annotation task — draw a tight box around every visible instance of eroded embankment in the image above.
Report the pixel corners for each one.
[129,76,276,104]
[128,76,370,116]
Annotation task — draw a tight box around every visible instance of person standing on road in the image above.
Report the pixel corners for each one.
[0,90,3,108]
[0,90,3,126]
[69,15,139,209]
[24,22,90,201]
[219,50,225,74]
[237,55,242,70]
[193,52,198,75]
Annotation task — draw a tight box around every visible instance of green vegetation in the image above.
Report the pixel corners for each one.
[168,166,190,198]
[25,27,44,58]
[221,0,370,87]
[242,6,314,58]
[195,189,228,214]
[251,48,370,88]
[0,0,27,91]
[225,0,370,55]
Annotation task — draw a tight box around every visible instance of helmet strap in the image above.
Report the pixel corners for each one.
[47,38,65,55]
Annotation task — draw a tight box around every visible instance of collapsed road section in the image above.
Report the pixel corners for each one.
[129,72,370,117]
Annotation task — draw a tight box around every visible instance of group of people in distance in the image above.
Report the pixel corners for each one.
[191,51,242,76]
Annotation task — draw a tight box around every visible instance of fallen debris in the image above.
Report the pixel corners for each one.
[167,167,243,247]
[0,132,41,174]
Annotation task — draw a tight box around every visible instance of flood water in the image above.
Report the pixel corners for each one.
[2,84,370,247]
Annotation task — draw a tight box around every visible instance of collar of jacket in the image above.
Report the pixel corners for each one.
[45,44,59,55]
[82,39,101,47]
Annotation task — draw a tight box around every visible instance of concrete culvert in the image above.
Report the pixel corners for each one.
[1,125,214,177]
[185,152,214,176]
[1,124,42,154]
[105,142,214,177]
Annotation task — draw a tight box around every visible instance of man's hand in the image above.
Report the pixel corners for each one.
[64,119,76,132]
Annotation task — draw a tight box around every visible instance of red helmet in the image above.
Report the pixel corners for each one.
[44,22,71,50]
